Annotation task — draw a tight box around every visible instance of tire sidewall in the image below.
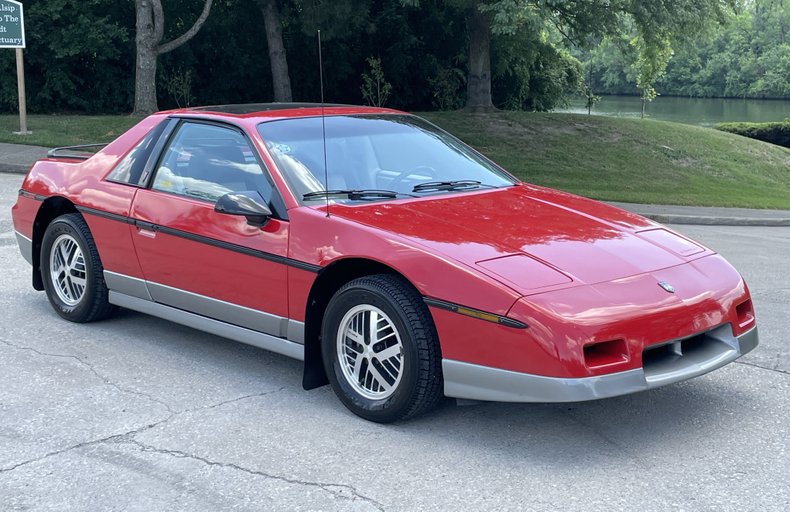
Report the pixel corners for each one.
[41,217,97,321]
[322,283,421,422]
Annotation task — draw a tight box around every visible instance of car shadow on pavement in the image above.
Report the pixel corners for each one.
[11,297,755,470]
[395,379,751,466]
[98,307,749,438]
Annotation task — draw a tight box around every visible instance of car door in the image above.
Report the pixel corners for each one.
[130,119,297,340]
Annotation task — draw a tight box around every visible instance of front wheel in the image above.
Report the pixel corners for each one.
[40,213,116,323]
[321,274,443,423]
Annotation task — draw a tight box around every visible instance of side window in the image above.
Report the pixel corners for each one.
[152,122,272,203]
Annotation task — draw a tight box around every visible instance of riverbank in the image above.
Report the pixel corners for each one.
[559,95,790,126]
[2,111,789,209]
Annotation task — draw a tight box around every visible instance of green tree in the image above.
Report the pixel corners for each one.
[256,0,292,102]
[402,0,734,110]
[133,0,213,115]
[586,0,790,99]
[0,0,131,113]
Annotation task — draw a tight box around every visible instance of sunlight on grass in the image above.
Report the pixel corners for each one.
[0,115,141,148]
[421,111,790,209]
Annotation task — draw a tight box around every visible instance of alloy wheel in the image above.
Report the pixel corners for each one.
[336,304,404,400]
[49,234,87,306]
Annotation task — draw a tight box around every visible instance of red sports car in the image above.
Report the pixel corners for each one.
[11,104,758,422]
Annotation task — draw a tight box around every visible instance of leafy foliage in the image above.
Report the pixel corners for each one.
[0,0,132,113]
[162,67,195,108]
[360,57,393,107]
[585,0,790,99]
[492,30,584,111]
[716,119,790,147]
[0,0,783,114]
[428,65,466,110]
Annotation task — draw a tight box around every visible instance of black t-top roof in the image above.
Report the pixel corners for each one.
[188,103,349,114]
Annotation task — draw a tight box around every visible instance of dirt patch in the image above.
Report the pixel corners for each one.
[674,156,700,168]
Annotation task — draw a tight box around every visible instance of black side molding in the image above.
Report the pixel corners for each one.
[423,297,528,329]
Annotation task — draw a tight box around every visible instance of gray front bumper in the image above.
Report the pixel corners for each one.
[443,324,758,403]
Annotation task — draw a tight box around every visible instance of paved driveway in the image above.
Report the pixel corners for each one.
[1,173,788,511]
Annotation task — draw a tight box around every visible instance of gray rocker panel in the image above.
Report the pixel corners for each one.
[147,281,289,338]
[109,291,305,361]
[103,270,305,344]
[104,271,152,301]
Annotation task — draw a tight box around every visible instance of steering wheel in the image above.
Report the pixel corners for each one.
[388,165,439,191]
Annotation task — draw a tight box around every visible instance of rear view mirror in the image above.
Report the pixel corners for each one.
[215,191,272,226]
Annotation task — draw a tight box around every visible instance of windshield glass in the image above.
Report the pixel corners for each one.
[256,114,516,203]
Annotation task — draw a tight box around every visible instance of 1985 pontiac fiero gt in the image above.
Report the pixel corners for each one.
[11,104,758,422]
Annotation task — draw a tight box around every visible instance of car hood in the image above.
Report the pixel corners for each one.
[329,184,713,295]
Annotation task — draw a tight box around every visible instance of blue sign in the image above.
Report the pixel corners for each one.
[0,0,25,48]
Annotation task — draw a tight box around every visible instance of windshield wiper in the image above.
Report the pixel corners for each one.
[303,189,416,201]
[412,180,490,193]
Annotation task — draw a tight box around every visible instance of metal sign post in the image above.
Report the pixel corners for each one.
[0,0,30,135]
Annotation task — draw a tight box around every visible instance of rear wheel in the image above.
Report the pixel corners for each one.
[322,274,443,423]
[41,213,115,323]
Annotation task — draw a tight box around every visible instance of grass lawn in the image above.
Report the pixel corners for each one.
[421,111,790,209]
[0,115,141,148]
[2,111,789,209]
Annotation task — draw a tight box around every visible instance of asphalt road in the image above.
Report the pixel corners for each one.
[1,172,788,511]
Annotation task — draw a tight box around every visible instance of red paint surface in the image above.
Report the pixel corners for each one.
[11,105,755,379]
[131,189,290,317]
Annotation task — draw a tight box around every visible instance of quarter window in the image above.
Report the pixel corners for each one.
[106,120,166,185]
[152,122,272,203]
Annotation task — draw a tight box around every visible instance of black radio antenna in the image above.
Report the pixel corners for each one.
[318,29,330,217]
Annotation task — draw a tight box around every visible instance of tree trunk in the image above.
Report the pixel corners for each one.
[259,0,292,102]
[133,0,213,115]
[465,2,493,111]
[134,1,159,115]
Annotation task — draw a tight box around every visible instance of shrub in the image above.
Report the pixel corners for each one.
[361,57,392,108]
[715,119,790,148]
[428,66,466,111]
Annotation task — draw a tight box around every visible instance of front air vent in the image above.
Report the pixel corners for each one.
[641,324,739,387]
[584,339,628,368]
[736,299,755,330]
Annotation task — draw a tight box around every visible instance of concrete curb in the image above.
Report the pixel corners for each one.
[607,201,790,227]
[633,213,790,227]
[0,142,49,175]
[0,163,32,174]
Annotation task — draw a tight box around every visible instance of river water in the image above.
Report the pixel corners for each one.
[559,95,790,127]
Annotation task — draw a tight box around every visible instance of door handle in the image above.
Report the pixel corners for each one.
[137,227,156,239]
[135,220,157,239]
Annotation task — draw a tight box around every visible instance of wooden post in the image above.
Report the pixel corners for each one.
[15,47,30,135]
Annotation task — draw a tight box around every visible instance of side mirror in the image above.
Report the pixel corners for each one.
[215,191,272,227]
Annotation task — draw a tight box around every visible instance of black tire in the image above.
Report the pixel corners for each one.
[321,274,443,423]
[40,213,116,323]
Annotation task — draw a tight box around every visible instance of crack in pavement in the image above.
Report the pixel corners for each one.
[0,385,384,509]
[0,336,176,414]
[0,420,168,474]
[0,387,287,474]
[563,414,624,451]
[125,439,386,511]
[749,288,790,296]
[735,360,790,377]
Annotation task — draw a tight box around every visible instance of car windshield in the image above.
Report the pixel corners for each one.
[256,114,516,204]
